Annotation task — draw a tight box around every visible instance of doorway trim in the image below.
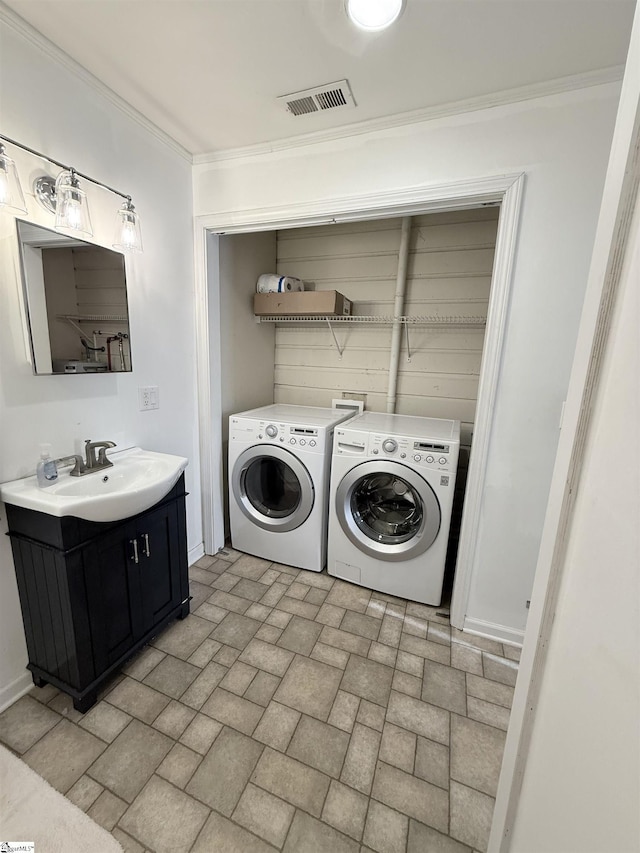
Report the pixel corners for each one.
[194,172,524,629]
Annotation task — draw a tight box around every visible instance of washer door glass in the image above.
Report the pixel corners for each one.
[351,472,423,544]
[245,456,301,518]
[336,460,441,561]
[232,445,314,532]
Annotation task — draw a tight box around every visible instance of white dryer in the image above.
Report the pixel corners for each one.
[228,404,355,572]
[327,412,460,605]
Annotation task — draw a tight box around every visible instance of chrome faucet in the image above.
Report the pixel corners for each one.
[84,440,116,471]
[55,454,87,477]
[55,440,116,477]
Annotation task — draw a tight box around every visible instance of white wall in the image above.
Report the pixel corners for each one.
[194,83,620,638]
[508,182,640,853]
[219,231,276,429]
[0,18,200,708]
[218,231,276,533]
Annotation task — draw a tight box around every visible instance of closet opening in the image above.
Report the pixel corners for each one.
[194,174,523,630]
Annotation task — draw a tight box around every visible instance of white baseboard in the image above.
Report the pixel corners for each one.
[188,541,205,566]
[0,670,34,713]
[463,616,524,647]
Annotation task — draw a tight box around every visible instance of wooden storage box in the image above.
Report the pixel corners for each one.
[254,290,352,317]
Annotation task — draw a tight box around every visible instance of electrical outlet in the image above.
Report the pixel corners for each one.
[139,386,159,411]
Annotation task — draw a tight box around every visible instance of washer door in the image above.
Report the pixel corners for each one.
[232,445,315,532]
[336,460,441,561]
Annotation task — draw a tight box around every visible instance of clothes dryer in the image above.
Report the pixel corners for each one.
[327,412,460,604]
[228,404,355,572]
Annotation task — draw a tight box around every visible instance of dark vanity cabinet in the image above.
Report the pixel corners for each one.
[6,476,190,711]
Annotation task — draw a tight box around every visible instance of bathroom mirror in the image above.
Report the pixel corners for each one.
[16,220,132,375]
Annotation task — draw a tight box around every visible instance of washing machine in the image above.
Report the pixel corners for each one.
[327,412,460,605]
[228,404,356,572]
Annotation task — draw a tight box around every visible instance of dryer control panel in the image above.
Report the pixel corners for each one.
[335,428,459,473]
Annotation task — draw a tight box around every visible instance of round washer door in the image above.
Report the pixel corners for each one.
[232,445,314,532]
[335,460,441,561]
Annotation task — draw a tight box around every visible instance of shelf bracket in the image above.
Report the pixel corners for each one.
[404,319,412,362]
[326,319,344,358]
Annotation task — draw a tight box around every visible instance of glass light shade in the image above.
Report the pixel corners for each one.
[113,202,143,253]
[0,150,27,213]
[346,0,404,30]
[54,171,93,237]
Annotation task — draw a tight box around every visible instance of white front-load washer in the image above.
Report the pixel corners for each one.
[327,412,460,604]
[228,404,355,572]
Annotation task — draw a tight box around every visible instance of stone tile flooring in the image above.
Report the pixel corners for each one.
[0,548,521,853]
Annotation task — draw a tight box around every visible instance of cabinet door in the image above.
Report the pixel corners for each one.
[83,522,145,676]
[136,502,185,633]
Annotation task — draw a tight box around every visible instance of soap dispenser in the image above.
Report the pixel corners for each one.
[36,444,58,488]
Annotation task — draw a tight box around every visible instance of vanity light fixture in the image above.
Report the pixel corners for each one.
[0,143,27,214]
[113,198,143,253]
[346,0,405,31]
[0,133,143,253]
[54,169,94,237]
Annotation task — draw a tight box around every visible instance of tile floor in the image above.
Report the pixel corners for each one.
[0,548,520,853]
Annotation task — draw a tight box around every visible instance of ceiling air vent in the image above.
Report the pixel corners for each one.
[278,79,356,117]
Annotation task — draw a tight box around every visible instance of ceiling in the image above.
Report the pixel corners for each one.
[3,0,636,156]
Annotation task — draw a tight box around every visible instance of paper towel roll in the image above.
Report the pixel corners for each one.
[256,274,304,293]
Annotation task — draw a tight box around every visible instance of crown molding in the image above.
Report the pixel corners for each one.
[0,3,192,163]
[193,65,624,165]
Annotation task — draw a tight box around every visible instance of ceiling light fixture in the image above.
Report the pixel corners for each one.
[0,134,143,252]
[346,0,405,31]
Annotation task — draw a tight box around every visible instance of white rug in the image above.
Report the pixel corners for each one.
[0,745,123,853]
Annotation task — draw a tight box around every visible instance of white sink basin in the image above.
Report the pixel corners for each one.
[0,447,188,522]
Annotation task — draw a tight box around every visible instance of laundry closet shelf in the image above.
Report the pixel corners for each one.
[255,314,487,326]
[57,314,129,322]
[256,314,486,359]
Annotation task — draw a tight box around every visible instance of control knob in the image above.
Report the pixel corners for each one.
[265,424,278,438]
[382,439,398,454]
[426,455,434,463]
[413,454,421,462]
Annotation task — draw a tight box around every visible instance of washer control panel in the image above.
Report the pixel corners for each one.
[335,428,458,472]
[231,418,324,452]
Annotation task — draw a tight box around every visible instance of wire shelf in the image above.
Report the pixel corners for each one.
[256,314,486,326]
[57,314,129,322]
